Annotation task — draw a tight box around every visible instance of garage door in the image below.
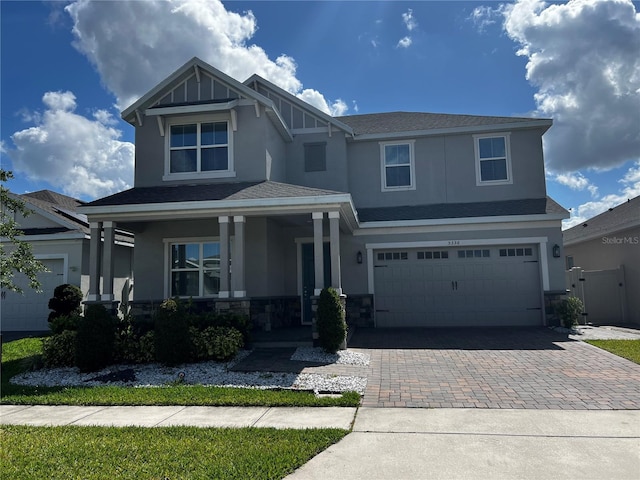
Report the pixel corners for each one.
[374,246,542,327]
[1,258,66,331]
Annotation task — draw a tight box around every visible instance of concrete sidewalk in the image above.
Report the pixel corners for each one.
[3,405,639,479]
[0,405,355,429]
[287,408,640,480]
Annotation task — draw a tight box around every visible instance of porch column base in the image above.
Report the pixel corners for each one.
[83,300,120,316]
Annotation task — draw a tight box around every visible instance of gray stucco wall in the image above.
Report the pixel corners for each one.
[133,105,288,188]
[285,133,349,192]
[346,128,548,209]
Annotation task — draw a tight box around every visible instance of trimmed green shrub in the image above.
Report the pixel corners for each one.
[190,326,244,361]
[193,311,251,345]
[557,296,584,329]
[42,331,77,367]
[48,284,83,322]
[48,314,81,334]
[154,298,191,366]
[75,304,116,372]
[317,287,347,354]
[114,329,155,364]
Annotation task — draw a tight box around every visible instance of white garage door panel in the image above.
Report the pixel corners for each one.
[1,259,65,331]
[374,246,542,327]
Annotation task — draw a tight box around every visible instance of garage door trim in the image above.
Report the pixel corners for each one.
[365,237,550,324]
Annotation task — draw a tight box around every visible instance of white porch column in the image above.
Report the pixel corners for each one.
[88,222,102,301]
[312,212,325,295]
[232,215,246,297]
[218,216,230,298]
[328,211,342,294]
[101,221,116,301]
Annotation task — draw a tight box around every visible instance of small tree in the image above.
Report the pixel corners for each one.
[317,287,347,353]
[0,170,47,293]
[557,296,584,329]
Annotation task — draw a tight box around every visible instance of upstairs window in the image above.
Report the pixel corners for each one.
[164,115,234,180]
[474,134,512,185]
[380,140,415,191]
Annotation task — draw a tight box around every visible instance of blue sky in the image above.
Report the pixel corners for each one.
[1,0,639,229]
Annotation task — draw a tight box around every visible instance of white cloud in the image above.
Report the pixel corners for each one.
[397,36,413,48]
[402,9,417,31]
[65,0,346,115]
[296,90,348,116]
[562,160,640,229]
[555,173,589,191]
[42,90,77,111]
[6,91,134,200]
[501,0,640,172]
[469,5,504,32]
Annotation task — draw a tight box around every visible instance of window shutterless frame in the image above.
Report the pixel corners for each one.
[163,113,235,181]
[473,133,513,186]
[380,140,416,191]
[164,238,223,298]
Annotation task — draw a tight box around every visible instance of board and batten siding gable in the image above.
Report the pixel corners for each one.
[155,71,241,106]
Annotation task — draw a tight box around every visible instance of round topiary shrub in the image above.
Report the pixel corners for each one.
[154,298,191,366]
[75,304,116,372]
[48,284,83,322]
[317,287,347,354]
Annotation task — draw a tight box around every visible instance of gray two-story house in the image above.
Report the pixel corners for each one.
[80,57,568,329]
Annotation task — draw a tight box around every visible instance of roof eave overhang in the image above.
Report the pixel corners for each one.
[80,194,358,232]
[357,212,568,229]
[349,119,553,141]
[563,221,640,247]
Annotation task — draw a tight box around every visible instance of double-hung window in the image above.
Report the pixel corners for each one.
[474,134,512,185]
[165,115,234,180]
[169,241,221,297]
[380,140,415,191]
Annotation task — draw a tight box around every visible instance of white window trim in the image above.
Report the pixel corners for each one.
[474,133,513,186]
[380,140,416,192]
[164,237,225,299]
[163,113,235,181]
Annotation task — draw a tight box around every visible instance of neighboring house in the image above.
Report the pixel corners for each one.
[79,57,568,330]
[563,196,640,325]
[1,190,134,332]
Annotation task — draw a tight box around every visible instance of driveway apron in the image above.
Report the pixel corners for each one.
[349,327,640,409]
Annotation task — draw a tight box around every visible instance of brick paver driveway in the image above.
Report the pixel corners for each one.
[349,327,640,409]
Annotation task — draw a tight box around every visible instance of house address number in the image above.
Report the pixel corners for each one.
[447,240,460,246]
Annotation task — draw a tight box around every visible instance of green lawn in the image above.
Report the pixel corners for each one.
[1,337,360,407]
[585,339,640,364]
[1,424,347,479]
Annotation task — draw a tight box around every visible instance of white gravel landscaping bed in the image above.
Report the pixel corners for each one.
[290,347,370,366]
[10,349,367,394]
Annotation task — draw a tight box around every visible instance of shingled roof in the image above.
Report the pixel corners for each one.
[563,196,640,245]
[337,111,550,136]
[19,190,133,243]
[358,197,567,222]
[83,181,347,207]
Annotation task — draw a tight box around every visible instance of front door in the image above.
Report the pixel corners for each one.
[301,242,331,325]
